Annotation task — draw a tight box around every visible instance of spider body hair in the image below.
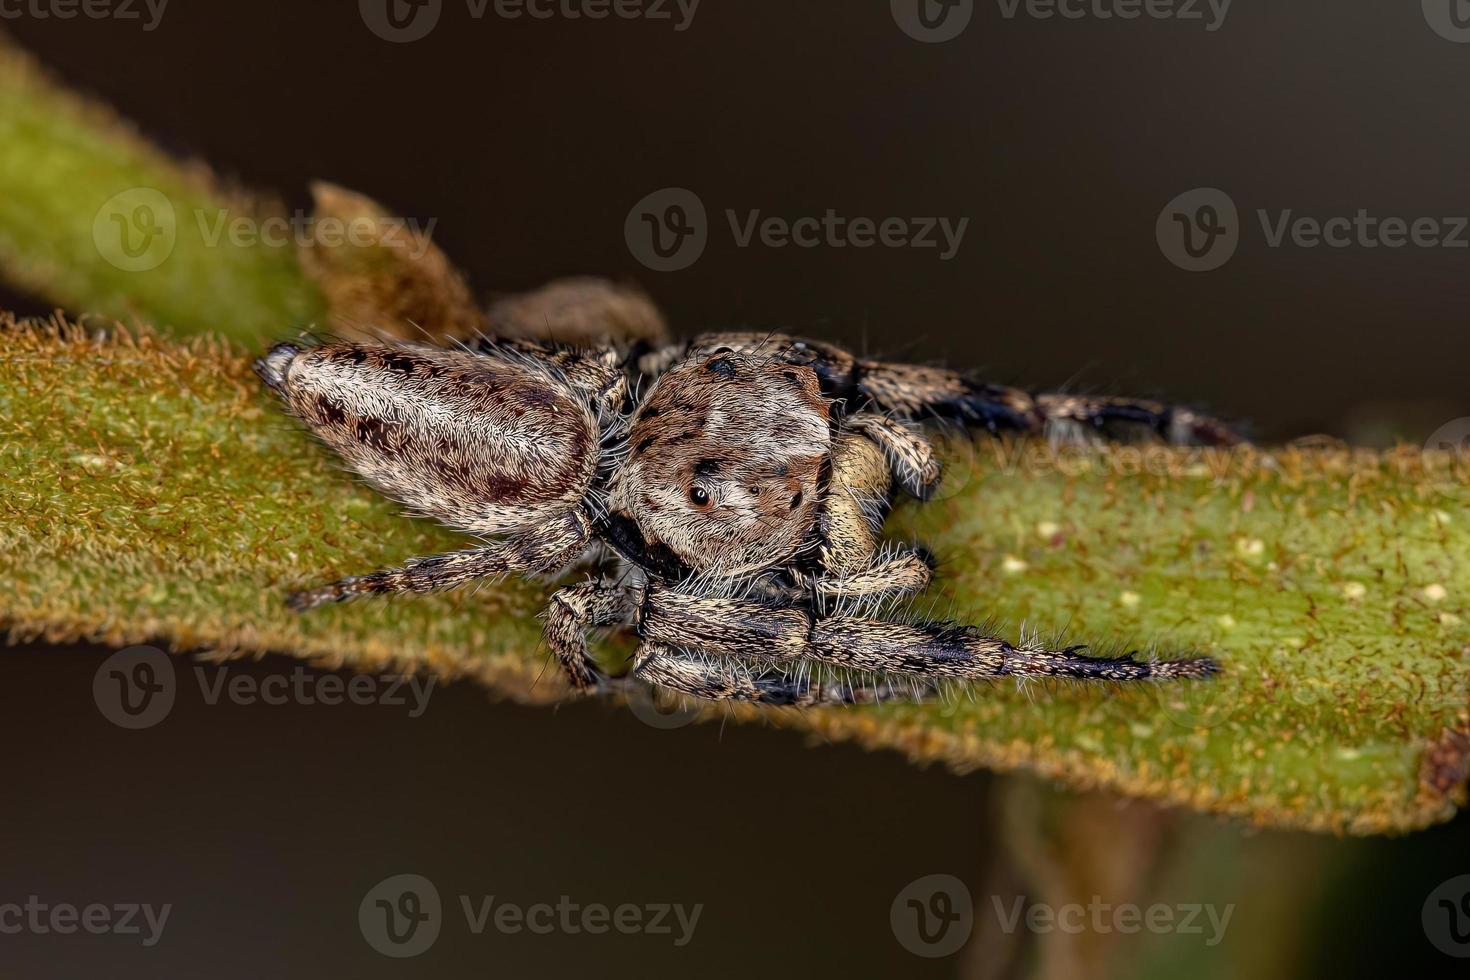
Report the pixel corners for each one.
[257,328,1222,704]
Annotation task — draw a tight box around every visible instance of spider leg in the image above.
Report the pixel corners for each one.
[811,547,934,605]
[286,514,590,611]
[842,413,942,499]
[542,580,634,692]
[1030,393,1240,447]
[632,642,924,706]
[804,617,1216,680]
[819,426,892,574]
[860,361,1240,446]
[644,331,1240,445]
[637,585,1219,683]
[808,427,932,606]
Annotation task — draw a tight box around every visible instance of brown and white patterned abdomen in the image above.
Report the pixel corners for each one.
[257,342,600,537]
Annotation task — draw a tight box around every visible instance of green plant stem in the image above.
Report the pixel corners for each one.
[3,319,1466,835]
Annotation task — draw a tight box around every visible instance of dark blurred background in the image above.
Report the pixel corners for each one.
[3,2,1469,977]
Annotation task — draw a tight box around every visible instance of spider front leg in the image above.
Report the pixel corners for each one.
[807,425,934,607]
[287,513,590,611]
[632,642,926,706]
[541,580,634,693]
[637,585,1219,686]
[809,546,935,606]
[842,413,941,499]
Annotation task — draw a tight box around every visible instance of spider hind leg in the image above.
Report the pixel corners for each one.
[286,515,590,611]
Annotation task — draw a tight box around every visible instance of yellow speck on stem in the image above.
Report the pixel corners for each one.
[1120,591,1141,608]
[1343,582,1367,601]
[69,453,119,472]
[1002,555,1028,574]
[1423,584,1448,603]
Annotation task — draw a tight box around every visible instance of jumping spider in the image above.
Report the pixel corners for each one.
[256,329,1229,706]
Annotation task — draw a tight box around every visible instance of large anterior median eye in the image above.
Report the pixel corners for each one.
[688,486,711,508]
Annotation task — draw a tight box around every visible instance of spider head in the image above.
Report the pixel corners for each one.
[613,348,832,577]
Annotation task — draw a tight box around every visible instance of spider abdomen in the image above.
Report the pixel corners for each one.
[256,342,600,536]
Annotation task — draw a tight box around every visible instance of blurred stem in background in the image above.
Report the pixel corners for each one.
[965,780,1340,980]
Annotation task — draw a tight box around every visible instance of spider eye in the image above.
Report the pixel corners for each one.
[689,486,711,507]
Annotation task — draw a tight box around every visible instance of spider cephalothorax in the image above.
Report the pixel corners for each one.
[611,346,831,577]
[257,326,1229,706]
